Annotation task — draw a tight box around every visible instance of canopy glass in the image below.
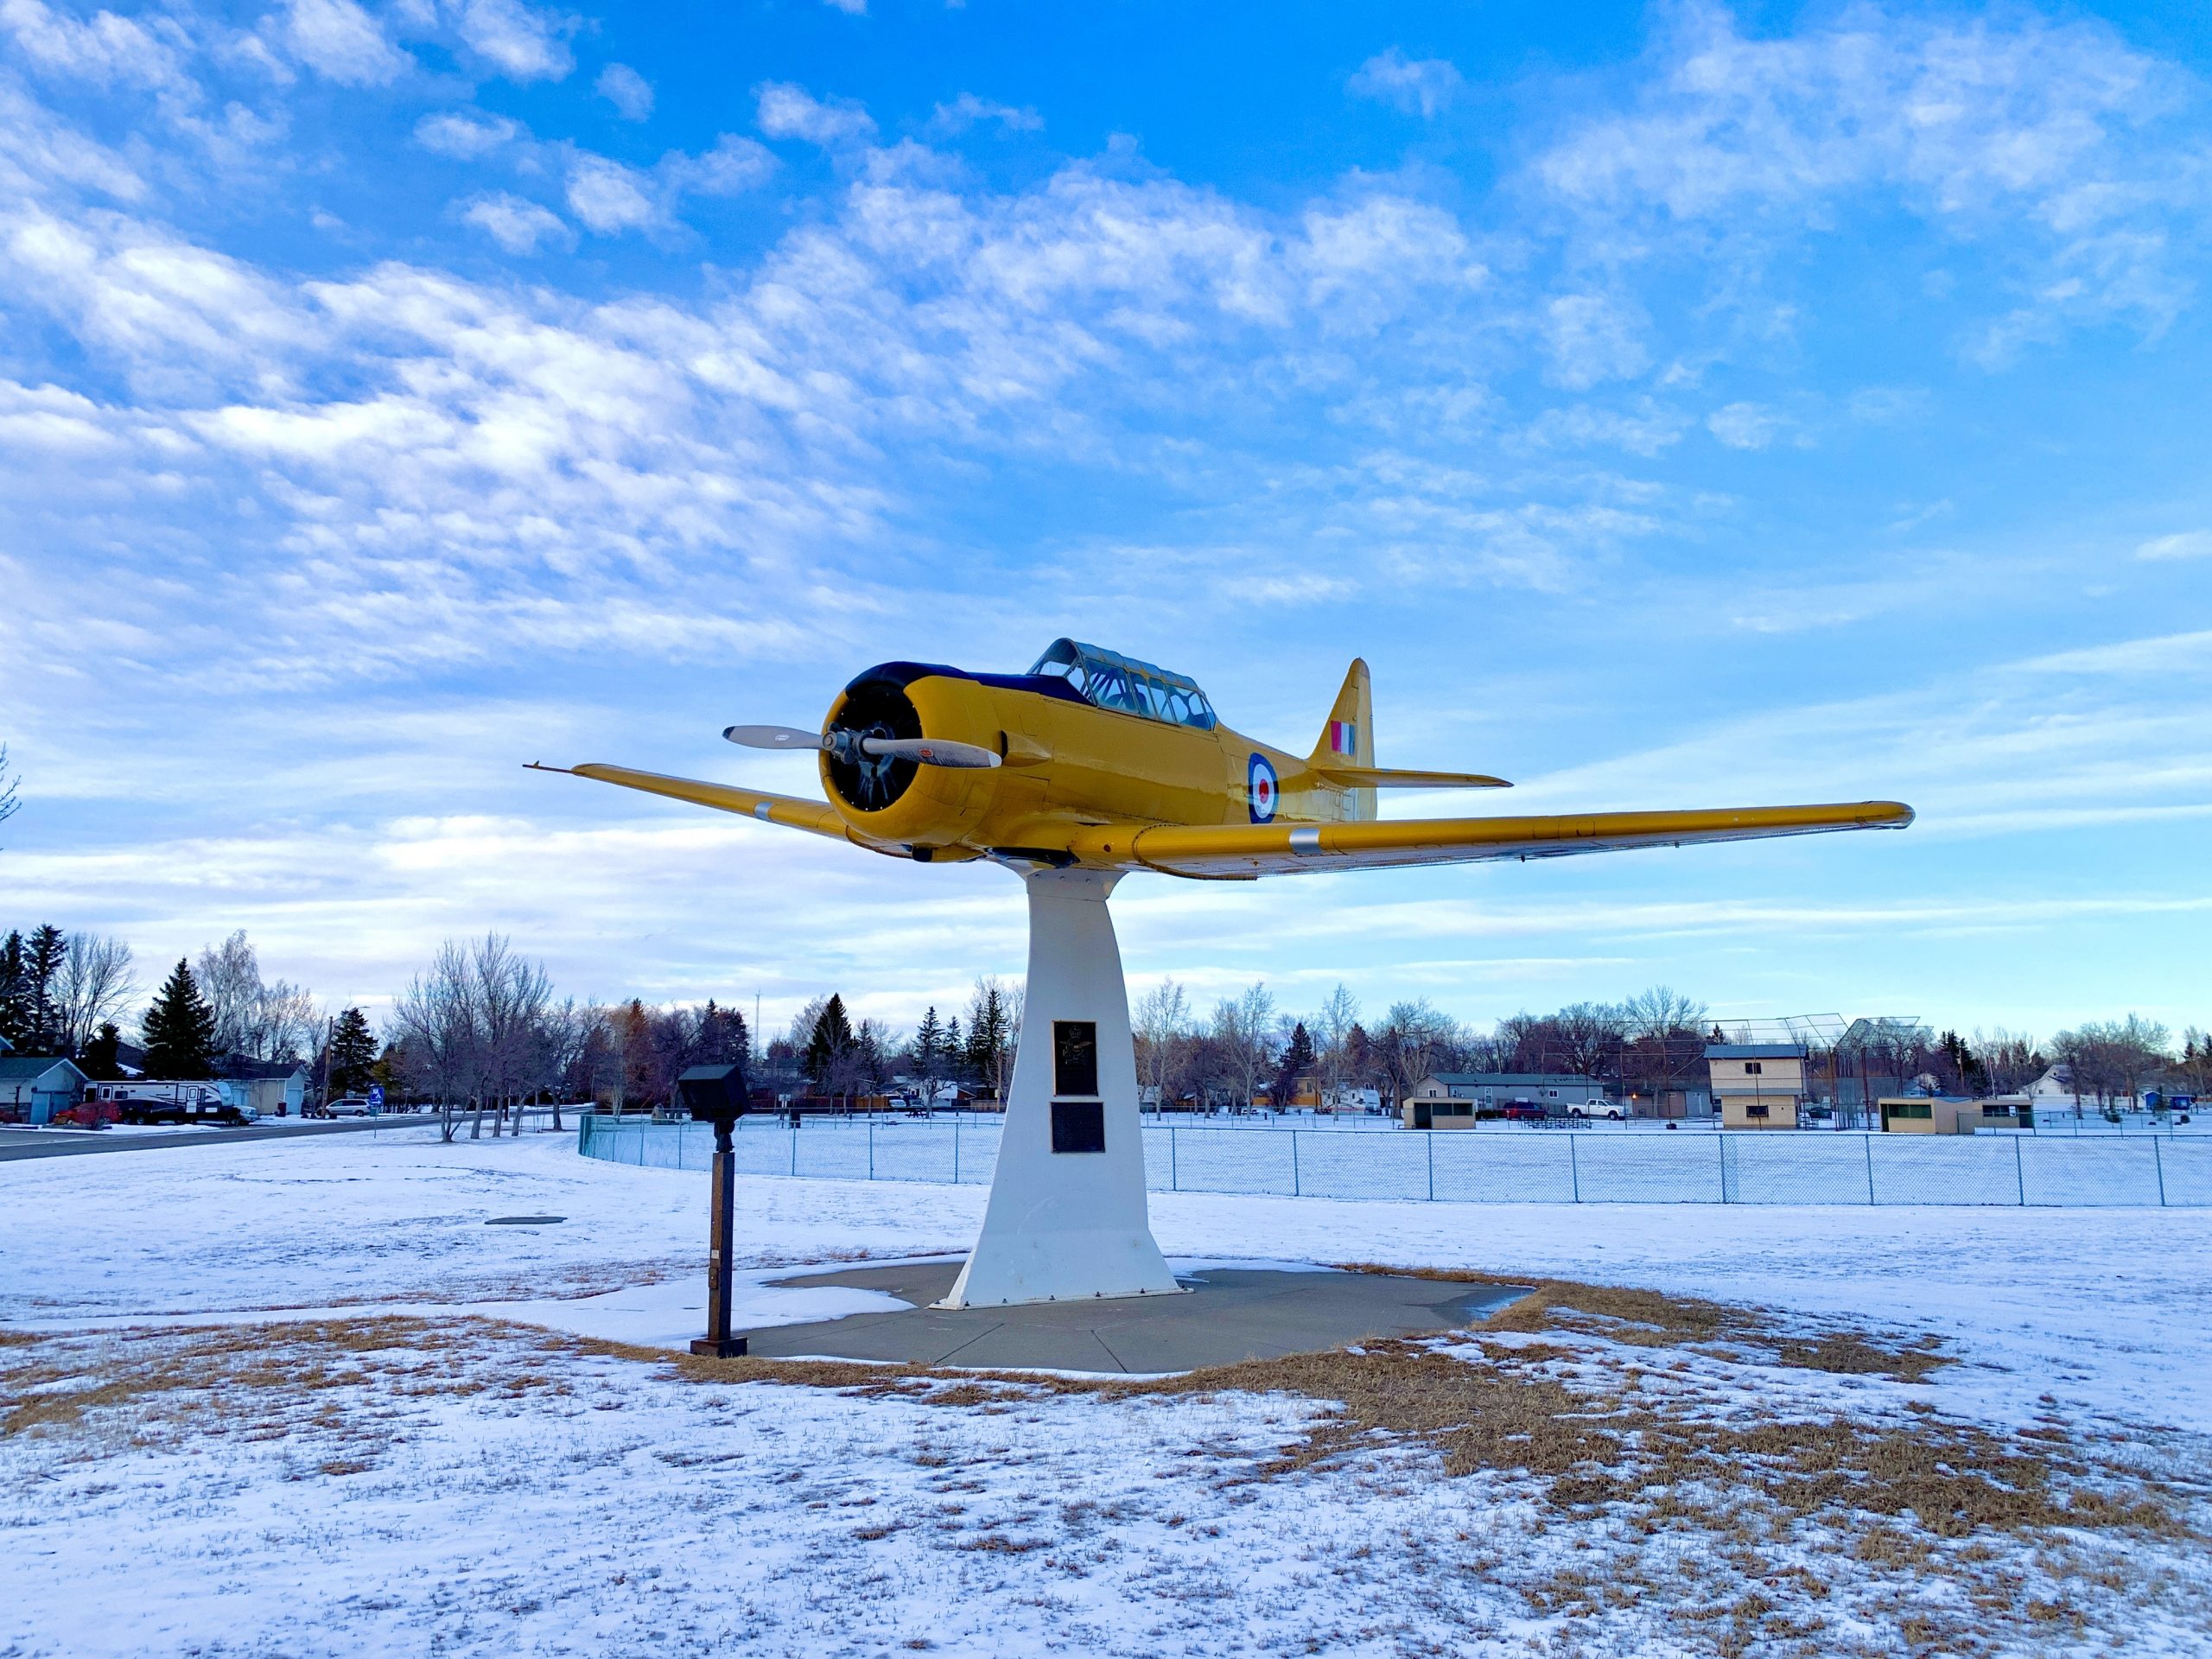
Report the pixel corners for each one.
[1028,639,1217,731]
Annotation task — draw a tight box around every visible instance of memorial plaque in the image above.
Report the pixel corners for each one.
[1052,1020,1098,1098]
[1050,1098,1106,1154]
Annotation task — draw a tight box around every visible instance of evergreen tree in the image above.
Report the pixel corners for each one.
[0,931,26,1048]
[142,957,218,1079]
[803,994,854,1090]
[327,1006,378,1097]
[963,987,1012,1102]
[698,998,750,1070]
[80,1022,123,1081]
[23,923,62,1054]
[943,1015,963,1084]
[1273,1020,1317,1112]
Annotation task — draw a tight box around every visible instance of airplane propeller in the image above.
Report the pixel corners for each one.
[723,723,1001,770]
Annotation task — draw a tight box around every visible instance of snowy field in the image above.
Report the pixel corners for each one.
[3,1127,2209,1656]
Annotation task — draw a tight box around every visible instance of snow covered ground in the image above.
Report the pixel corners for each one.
[3,1128,2208,1656]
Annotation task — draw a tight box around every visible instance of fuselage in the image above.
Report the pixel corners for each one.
[818,659,1358,864]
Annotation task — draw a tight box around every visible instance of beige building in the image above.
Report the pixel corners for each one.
[1707,1044,1805,1130]
[1878,1096,2035,1134]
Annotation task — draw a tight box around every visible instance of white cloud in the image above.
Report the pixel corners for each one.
[756,81,875,146]
[1533,7,2198,354]
[1541,292,1648,389]
[926,92,1042,137]
[819,0,865,13]
[460,191,567,253]
[2136,531,2212,562]
[595,61,652,121]
[412,110,518,158]
[0,0,188,90]
[1706,401,1783,449]
[563,152,658,233]
[282,0,411,86]
[452,0,572,82]
[1347,48,1463,119]
[666,133,775,197]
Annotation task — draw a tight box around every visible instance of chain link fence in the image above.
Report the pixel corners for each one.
[578,1116,2209,1206]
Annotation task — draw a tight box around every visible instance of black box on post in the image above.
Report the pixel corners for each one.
[677,1064,748,1122]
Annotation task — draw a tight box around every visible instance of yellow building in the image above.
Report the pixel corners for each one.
[1707,1044,1805,1130]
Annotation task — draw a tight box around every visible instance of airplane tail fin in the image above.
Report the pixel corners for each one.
[1308,658,1377,821]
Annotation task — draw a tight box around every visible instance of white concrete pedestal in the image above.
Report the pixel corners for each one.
[939,868,1181,1309]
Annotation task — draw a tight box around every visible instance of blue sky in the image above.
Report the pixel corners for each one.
[3,0,2209,1043]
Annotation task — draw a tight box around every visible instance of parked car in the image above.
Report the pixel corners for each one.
[1500,1100,1549,1122]
[1566,1101,1626,1121]
[323,1096,375,1118]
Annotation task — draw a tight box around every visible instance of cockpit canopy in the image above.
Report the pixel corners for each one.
[1028,639,1217,731]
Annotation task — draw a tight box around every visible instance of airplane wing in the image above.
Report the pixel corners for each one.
[1061,801,1914,879]
[527,763,852,840]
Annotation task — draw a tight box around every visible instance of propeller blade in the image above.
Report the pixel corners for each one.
[860,736,1001,769]
[723,724,827,753]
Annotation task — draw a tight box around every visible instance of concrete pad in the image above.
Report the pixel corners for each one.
[741,1262,1526,1374]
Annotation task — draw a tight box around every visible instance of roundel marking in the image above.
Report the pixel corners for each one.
[1248,753,1279,824]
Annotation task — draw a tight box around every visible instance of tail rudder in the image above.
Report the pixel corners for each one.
[1309,658,1376,820]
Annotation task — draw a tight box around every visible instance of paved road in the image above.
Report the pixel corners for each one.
[0,1110,567,1164]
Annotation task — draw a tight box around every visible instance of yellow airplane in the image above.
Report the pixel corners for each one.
[531,638,1911,878]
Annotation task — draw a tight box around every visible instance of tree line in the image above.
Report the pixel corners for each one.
[6,913,2207,1125]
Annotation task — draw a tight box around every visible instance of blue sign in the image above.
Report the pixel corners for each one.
[368,1084,385,1109]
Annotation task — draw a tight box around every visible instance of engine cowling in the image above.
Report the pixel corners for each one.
[819,664,1001,848]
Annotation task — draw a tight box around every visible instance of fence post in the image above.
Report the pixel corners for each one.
[2154,1135,2168,1207]
[789,1125,797,1177]
[1719,1133,1730,1204]
[1865,1134,1876,1205]
[868,1122,875,1181]
[1427,1131,1435,1202]
[1170,1125,1179,1192]
[953,1116,962,1185]
[2013,1135,2025,1206]
[1291,1130,1300,1197]
[1568,1133,1580,1203]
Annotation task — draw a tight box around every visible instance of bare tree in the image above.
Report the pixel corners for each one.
[1133,978,1192,1110]
[1209,982,1276,1110]
[54,934,138,1054]
[1316,982,1359,1103]
[1376,998,1456,1112]
[390,941,480,1142]
[196,931,263,1057]
[538,999,600,1132]
[467,934,552,1136]
[0,743,18,842]
[192,930,320,1061]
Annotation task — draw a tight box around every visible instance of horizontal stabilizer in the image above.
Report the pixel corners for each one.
[1313,766,1510,790]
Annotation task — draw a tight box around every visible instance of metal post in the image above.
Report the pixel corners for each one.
[868,1121,875,1181]
[2154,1135,2168,1207]
[1427,1130,1434,1201]
[1719,1133,1731,1204]
[1291,1129,1300,1197]
[2013,1135,2025,1206]
[690,1119,747,1358]
[1568,1132,1580,1203]
[788,1124,797,1177]
[953,1115,961,1185]
[1865,1133,1876,1205]
[1170,1125,1179,1192]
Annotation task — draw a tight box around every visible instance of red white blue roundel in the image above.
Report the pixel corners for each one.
[1248,753,1279,823]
